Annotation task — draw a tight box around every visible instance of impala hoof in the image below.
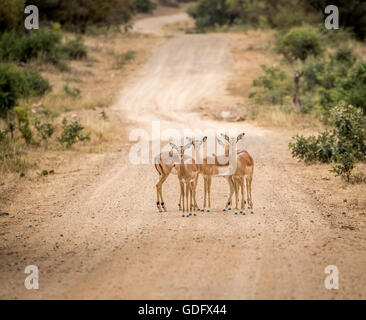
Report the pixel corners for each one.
[234,211,238,215]
[201,209,204,212]
[194,213,197,216]
[182,214,185,217]
[206,208,210,212]
[251,211,254,214]
[228,207,231,211]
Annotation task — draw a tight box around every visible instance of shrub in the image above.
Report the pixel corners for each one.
[289,130,335,164]
[249,65,293,105]
[301,47,357,115]
[0,30,62,64]
[318,61,366,116]
[0,64,22,118]
[275,26,324,62]
[0,0,25,32]
[136,0,157,13]
[187,0,231,30]
[29,0,136,33]
[289,104,366,180]
[14,106,33,144]
[0,64,50,118]
[0,129,7,142]
[32,109,56,145]
[21,70,51,98]
[58,118,90,148]
[330,147,356,182]
[113,50,136,70]
[63,85,81,98]
[61,36,87,60]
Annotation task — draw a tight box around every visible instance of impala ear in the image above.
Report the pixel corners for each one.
[220,133,230,143]
[216,136,225,146]
[169,142,179,151]
[237,132,245,142]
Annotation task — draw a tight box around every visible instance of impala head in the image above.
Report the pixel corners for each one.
[220,132,245,148]
[187,136,207,150]
[169,139,193,160]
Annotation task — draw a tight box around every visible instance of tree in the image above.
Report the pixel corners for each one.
[27,0,136,33]
[0,0,25,32]
[275,26,324,62]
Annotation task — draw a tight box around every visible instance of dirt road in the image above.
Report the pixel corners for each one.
[1,13,365,300]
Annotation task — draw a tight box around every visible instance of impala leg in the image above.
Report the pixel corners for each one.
[207,176,212,212]
[178,191,182,211]
[186,183,190,216]
[156,184,162,212]
[156,173,170,212]
[234,177,239,215]
[156,174,167,212]
[192,180,198,213]
[193,175,199,211]
[202,177,207,212]
[180,181,185,216]
[224,176,234,212]
[240,177,245,214]
[190,181,197,216]
[247,175,254,213]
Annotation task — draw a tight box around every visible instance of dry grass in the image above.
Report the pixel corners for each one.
[0,30,162,191]
[161,18,195,35]
[32,32,162,114]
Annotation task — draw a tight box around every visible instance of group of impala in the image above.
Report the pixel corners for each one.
[154,133,254,217]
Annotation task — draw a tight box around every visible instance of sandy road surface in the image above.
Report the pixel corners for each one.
[1,13,365,299]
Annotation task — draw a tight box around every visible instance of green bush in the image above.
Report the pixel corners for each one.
[0,0,25,32]
[58,118,90,148]
[32,109,56,145]
[0,64,50,118]
[188,0,231,30]
[61,36,88,60]
[64,84,81,98]
[0,129,7,142]
[275,26,324,62]
[318,61,366,116]
[136,0,157,13]
[0,64,22,118]
[300,47,358,115]
[289,104,366,180]
[29,0,136,33]
[14,106,33,144]
[113,50,136,70]
[249,65,293,105]
[21,70,51,98]
[0,30,62,64]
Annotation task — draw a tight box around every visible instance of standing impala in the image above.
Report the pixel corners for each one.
[189,136,235,213]
[154,148,178,212]
[169,140,200,217]
[219,133,254,215]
